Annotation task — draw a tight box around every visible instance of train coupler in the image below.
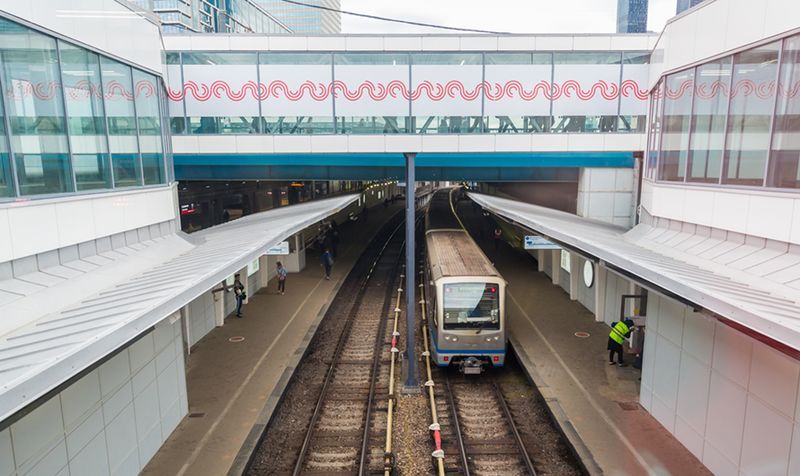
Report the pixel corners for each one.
[384,451,396,475]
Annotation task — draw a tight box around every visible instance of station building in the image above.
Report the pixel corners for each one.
[0,0,798,474]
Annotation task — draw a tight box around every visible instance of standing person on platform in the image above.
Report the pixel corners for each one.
[607,318,634,367]
[276,261,288,295]
[233,274,245,317]
[320,248,334,280]
[493,227,503,251]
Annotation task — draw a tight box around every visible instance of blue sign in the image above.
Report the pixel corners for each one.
[524,235,560,250]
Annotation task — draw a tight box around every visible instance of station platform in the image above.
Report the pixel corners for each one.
[455,201,710,476]
[141,203,402,476]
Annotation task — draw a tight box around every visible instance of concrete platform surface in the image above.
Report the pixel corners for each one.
[457,201,710,476]
[141,205,401,476]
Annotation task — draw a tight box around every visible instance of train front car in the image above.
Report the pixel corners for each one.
[424,188,507,374]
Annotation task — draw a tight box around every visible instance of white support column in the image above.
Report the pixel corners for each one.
[213,282,225,327]
[551,249,560,285]
[258,254,270,288]
[595,265,607,323]
[240,266,249,304]
[569,252,579,301]
[537,250,545,272]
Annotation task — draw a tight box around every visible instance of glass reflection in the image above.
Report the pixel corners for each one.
[768,35,800,188]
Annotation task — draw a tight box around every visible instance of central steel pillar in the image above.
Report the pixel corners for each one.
[403,152,419,392]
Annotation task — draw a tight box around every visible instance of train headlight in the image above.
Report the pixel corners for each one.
[444,336,450,341]
[485,337,492,342]
[494,336,499,341]
[451,337,457,342]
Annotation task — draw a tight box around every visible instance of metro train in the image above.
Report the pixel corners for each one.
[424,188,507,374]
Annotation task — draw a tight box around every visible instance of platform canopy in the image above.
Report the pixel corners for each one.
[470,192,800,355]
[0,195,357,424]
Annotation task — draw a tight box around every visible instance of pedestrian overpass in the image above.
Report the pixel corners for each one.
[164,33,658,180]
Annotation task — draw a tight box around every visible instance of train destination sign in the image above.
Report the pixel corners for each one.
[523,235,560,250]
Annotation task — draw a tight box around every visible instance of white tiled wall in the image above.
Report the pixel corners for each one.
[0,317,187,476]
[641,181,800,245]
[640,292,800,475]
[577,168,635,228]
[0,186,178,262]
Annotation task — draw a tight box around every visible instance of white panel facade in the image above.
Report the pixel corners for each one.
[577,168,635,228]
[552,64,621,116]
[640,292,800,475]
[1,317,187,476]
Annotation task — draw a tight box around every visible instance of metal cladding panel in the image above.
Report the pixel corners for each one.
[468,192,800,354]
[0,195,359,424]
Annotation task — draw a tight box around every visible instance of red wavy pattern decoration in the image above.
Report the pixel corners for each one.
[166,79,650,102]
[5,80,157,101]
[660,79,800,100]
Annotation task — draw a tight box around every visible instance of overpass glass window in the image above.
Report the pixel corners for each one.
[260,53,334,134]
[59,41,112,191]
[134,70,165,185]
[723,42,780,186]
[484,53,552,134]
[552,52,622,133]
[102,57,142,188]
[618,52,650,133]
[688,58,731,183]
[768,35,800,189]
[411,53,484,134]
[0,88,11,197]
[659,69,694,181]
[0,19,72,195]
[334,53,410,134]
[182,53,260,134]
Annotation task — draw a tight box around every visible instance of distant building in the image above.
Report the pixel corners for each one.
[258,0,341,34]
[617,0,649,33]
[676,0,705,14]
[129,0,292,34]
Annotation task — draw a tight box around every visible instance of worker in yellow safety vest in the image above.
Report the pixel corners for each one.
[607,318,634,367]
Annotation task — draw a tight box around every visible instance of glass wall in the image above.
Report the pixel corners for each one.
[0,15,170,199]
[650,34,800,190]
[769,36,800,188]
[167,50,652,136]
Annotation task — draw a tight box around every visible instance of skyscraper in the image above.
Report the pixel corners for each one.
[617,0,649,33]
[129,0,292,34]
[258,0,342,34]
[676,0,705,14]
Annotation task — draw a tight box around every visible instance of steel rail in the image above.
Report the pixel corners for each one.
[419,259,447,476]
[382,260,404,476]
[359,237,405,476]
[442,374,469,476]
[293,217,404,476]
[492,378,537,476]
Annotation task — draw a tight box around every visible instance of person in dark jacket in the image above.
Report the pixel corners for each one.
[320,248,333,280]
[607,318,634,366]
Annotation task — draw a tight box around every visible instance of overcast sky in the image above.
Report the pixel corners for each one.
[341,0,676,34]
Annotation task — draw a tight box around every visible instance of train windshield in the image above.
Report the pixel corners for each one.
[443,283,500,330]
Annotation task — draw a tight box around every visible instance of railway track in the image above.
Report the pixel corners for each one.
[444,373,536,476]
[292,220,404,476]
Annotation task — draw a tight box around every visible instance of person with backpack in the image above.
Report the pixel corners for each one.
[232,274,245,317]
[276,261,288,295]
[320,248,334,280]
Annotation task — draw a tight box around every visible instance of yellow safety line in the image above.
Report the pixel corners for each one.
[384,269,403,476]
